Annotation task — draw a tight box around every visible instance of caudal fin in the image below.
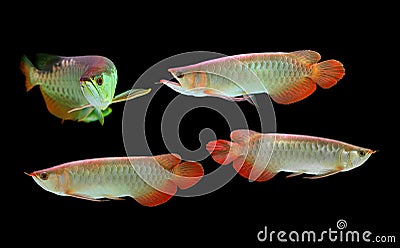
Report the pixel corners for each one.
[206,139,240,165]
[312,60,345,89]
[207,132,277,182]
[20,55,38,92]
[172,161,204,190]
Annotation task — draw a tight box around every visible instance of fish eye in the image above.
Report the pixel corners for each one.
[176,72,184,78]
[358,150,366,157]
[96,77,103,86]
[39,172,49,180]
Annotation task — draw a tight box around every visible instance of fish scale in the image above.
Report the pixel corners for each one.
[268,136,341,172]
[39,60,88,107]
[29,57,89,108]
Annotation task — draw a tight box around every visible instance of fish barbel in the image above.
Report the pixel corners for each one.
[161,50,345,104]
[27,154,204,206]
[20,54,151,124]
[206,130,375,182]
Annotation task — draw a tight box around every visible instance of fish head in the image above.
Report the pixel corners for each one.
[341,147,376,171]
[80,58,118,110]
[168,67,190,87]
[27,169,66,196]
[161,67,211,97]
[168,67,209,89]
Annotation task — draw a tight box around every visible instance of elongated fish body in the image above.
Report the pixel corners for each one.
[27,154,204,206]
[162,50,345,104]
[20,54,151,124]
[206,130,375,182]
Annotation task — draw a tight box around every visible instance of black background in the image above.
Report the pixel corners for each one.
[4,5,398,247]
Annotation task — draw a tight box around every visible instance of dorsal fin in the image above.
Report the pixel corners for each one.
[230,129,260,144]
[35,53,64,71]
[290,50,321,65]
[154,154,182,170]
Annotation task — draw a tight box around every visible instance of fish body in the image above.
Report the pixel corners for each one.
[162,50,345,104]
[20,54,151,124]
[206,130,375,182]
[27,154,204,206]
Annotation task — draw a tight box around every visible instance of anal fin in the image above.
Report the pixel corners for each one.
[232,156,277,182]
[134,180,177,207]
[269,77,316,104]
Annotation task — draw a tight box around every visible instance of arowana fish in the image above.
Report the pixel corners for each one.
[206,130,375,182]
[26,154,204,207]
[161,50,345,104]
[20,54,151,124]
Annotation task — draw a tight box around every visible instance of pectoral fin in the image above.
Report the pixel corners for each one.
[203,89,240,101]
[303,166,344,179]
[68,103,92,113]
[203,89,257,105]
[104,196,125,200]
[286,172,304,178]
[112,88,152,104]
[65,190,107,202]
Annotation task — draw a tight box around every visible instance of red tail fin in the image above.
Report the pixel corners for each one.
[206,140,239,165]
[172,161,204,190]
[312,59,345,89]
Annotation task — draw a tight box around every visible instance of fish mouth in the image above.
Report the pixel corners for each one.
[24,172,33,177]
[160,79,181,87]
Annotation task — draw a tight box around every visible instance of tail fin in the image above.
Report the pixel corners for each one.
[20,55,38,92]
[206,140,240,165]
[172,161,204,190]
[312,60,345,89]
[206,134,277,182]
